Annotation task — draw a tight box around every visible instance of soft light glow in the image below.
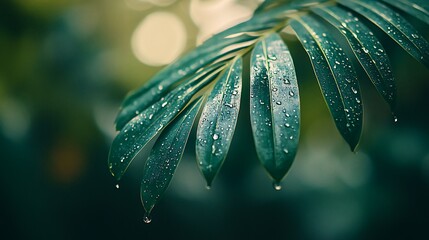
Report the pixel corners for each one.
[190,0,253,45]
[131,11,186,66]
[125,0,177,10]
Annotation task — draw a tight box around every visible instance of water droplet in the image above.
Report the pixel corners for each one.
[289,91,294,97]
[283,148,289,154]
[275,101,282,105]
[232,90,238,95]
[158,85,163,91]
[205,185,211,190]
[143,213,152,224]
[213,134,219,140]
[268,55,277,61]
[161,102,168,107]
[224,103,233,108]
[272,88,278,92]
[393,115,398,123]
[115,184,120,189]
[285,123,290,128]
[273,181,282,191]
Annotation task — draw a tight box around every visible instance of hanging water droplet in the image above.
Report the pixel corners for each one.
[115,184,120,189]
[205,185,211,190]
[273,181,282,191]
[143,213,152,224]
[393,114,398,123]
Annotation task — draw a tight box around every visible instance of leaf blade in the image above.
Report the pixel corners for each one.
[140,98,203,215]
[312,5,397,109]
[108,67,222,181]
[196,58,242,187]
[290,15,363,150]
[381,0,429,25]
[250,33,300,182]
[338,0,429,67]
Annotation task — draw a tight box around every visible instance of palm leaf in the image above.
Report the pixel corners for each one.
[381,0,429,25]
[196,57,243,187]
[109,0,429,218]
[312,5,396,109]
[338,0,429,67]
[109,64,223,180]
[141,98,203,217]
[250,33,300,183]
[290,15,362,150]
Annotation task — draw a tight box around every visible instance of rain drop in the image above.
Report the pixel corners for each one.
[276,101,282,105]
[285,123,290,128]
[205,185,211,190]
[273,182,282,191]
[224,103,233,108]
[115,184,120,189]
[213,134,219,140]
[289,91,294,97]
[143,213,152,224]
[393,115,398,123]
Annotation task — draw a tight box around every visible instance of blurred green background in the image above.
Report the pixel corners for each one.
[1,0,429,239]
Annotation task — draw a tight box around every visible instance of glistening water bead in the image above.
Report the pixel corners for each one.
[143,213,152,224]
[273,181,282,191]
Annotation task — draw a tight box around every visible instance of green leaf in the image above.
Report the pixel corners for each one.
[108,67,223,181]
[381,0,429,25]
[196,57,242,187]
[290,15,363,150]
[312,6,396,109]
[250,33,300,182]
[338,0,429,67]
[140,98,203,216]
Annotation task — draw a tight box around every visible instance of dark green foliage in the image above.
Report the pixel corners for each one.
[141,98,203,216]
[196,58,243,187]
[109,0,429,216]
[250,33,300,183]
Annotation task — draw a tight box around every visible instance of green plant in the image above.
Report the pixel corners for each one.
[108,0,429,221]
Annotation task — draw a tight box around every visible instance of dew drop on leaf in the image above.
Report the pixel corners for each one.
[115,184,120,189]
[213,134,219,140]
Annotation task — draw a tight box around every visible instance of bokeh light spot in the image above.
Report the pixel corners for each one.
[131,11,186,66]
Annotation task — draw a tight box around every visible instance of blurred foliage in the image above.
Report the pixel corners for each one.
[0,0,428,239]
